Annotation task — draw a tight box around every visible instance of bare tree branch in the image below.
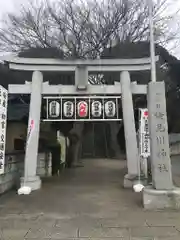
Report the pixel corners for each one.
[0,0,179,60]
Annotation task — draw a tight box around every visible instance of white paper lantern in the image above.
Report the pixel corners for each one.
[91,101,102,117]
[104,101,116,117]
[77,101,88,117]
[49,101,60,117]
[63,101,74,117]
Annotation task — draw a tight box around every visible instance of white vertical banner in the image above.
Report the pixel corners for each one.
[139,108,150,178]
[0,86,8,175]
[139,108,150,158]
[26,119,35,145]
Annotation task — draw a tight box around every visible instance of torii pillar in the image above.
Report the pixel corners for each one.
[21,71,43,190]
[121,71,139,188]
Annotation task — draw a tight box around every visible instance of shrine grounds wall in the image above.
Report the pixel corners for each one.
[0,152,51,195]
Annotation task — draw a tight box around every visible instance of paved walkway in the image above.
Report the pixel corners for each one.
[0,158,180,239]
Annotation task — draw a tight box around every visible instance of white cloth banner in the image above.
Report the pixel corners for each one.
[27,119,35,145]
[139,108,150,158]
[0,86,8,175]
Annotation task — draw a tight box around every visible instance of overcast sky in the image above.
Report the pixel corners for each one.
[0,0,180,58]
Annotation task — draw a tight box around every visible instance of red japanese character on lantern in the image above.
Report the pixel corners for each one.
[77,101,88,118]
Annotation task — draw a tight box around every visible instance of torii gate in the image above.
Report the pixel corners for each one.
[3,55,179,210]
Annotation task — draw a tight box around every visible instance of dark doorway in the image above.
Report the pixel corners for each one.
[81,122,109,158]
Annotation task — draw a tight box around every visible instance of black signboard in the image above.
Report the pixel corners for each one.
[44,96,120,121]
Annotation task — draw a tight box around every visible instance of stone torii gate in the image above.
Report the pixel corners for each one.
[3,55,180,210]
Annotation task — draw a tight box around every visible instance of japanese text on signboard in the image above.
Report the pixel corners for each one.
[0,86,8,175]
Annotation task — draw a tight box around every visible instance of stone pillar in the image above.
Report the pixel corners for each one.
[120,71,139,188]
[75,66,88,90]
[143,81,180,210]
[21,71,43,190]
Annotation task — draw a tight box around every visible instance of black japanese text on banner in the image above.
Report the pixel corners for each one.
[0,86,8,175]
[139,108,150,158]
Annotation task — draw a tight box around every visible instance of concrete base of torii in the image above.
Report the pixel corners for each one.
[20,176,42,191]
[123,174,148,188]
[123,174,135,188]
[143,186,180,210]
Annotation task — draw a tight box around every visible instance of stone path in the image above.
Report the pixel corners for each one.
[0,158,180,239]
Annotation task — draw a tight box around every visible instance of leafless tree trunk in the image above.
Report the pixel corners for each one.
[69,122,84,167]
[109,121,122,159]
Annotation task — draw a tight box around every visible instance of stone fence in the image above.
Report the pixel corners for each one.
[0,151,51,195]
